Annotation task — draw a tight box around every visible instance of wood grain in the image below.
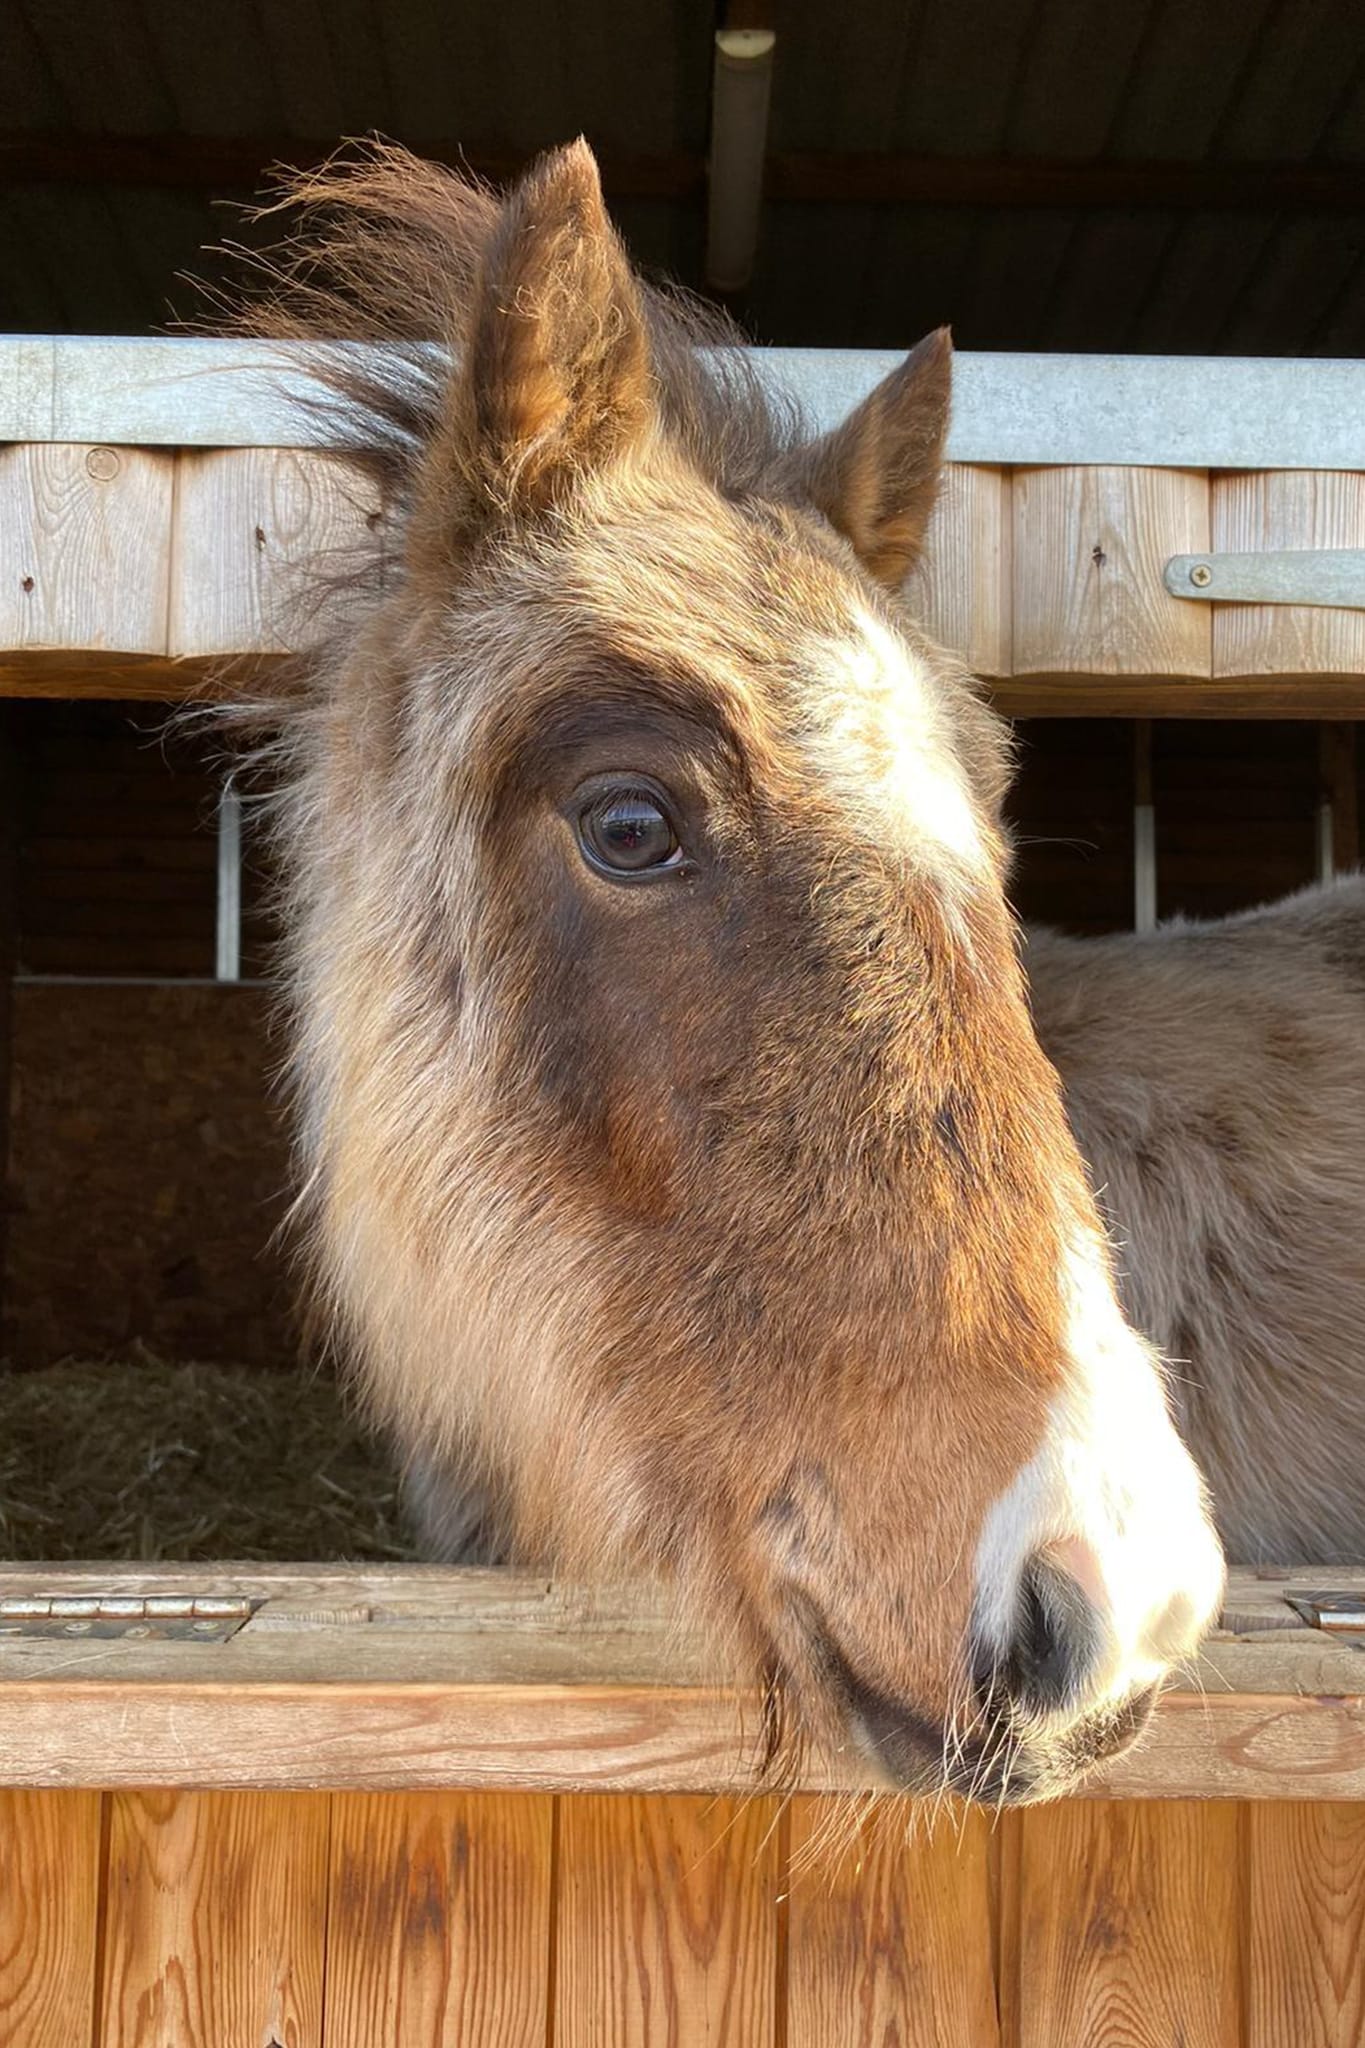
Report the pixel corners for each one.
[1213,471,1365,679]
[1248,1803,1365,2048]
[0,444,174,657]
[785,1797,1000,2048]
[908,463,1012,677]
[324,1792,551,2048]
[96,1789,328,2048]
[989,673,1365,717]
[169,447,384,659]
[1015,1801,1242,2048]
[554,1795,779,2046]
[1011,465,1210,682]
[0,1790,103,2048]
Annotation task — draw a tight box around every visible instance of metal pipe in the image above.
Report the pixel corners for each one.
[215,779,242,983]
[1133,721,1157,935]
[705,29,776,293]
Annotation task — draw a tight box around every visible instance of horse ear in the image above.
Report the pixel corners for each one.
[778,328,952,591]
[462,139,653,516]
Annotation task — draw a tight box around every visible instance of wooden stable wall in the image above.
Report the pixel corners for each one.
[5,1786,1364,2048]
[4,344,1365,2047]
[0,1564,1363,2046]
[5,444,1365,719]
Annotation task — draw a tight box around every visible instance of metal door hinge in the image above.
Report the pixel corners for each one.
[1285,1591,1365,1644]
[1165,549,1365,607]
[0,1594,258,1642]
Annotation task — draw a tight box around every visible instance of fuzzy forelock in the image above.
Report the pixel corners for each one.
[206,138,803,524]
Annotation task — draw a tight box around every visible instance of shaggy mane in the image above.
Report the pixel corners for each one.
[207,139,799,521]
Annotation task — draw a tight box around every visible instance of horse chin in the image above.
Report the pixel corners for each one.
[762,1591,1162,1807]
[838,1676,1162,1807]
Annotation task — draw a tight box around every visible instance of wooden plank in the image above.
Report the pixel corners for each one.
[9,135,1365,214]
[0,652,210,700]
[1248,1804,1365,2048]
[0,1682,1347,1798]
[0,444,174,658]
[0,1566,1358,1796]
[1016,1802,1243,2048]
[0,1789,103,2048]
[554,1794,778,2047]
[785,1798,999,2048]
[1010,465,1211,688]
[908,463,1011,678]
[169,446,384,659]
[991,676,1365,716]
[0,1561,1352,1692]
[97,1789,329,2048]
[324,1792,552,2048]
[9,651,1365,715]
[1213,471,1365,680]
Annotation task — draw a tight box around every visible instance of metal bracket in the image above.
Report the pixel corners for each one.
[1165,548,1365,607]
[1285,1591,1365,1645]
[0,1594,258,1642]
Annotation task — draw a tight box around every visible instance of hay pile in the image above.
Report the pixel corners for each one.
[0,1353,415,1562]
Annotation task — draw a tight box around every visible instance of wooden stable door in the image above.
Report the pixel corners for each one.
[4,1788,1365,2048]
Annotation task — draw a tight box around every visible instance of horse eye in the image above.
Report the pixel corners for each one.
[577,788,682,877]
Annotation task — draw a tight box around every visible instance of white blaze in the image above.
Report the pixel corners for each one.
[975,1228,1226,1704]
[804,609,986,880]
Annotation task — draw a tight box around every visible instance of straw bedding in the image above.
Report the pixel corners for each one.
[0,1351,413,1562]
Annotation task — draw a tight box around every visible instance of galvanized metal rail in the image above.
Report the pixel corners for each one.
[5,336,1365,469]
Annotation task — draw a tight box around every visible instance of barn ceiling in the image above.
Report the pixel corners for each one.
[2,0,1364,353]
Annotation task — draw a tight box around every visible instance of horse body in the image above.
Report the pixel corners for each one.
[1031,876,1365,1567]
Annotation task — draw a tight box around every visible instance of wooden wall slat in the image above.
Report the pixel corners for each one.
[908,463,1012,678]
[1015,1801,1243,2048]
[0,446,174,659]
[553,1795,779,2048]
[0,1790,103,2048]
[169,448,384,660]
[785,1798,1000,2048]
[1248,1803,1365,2048]
[1010,466,1211,687]
[1213,472,1365,681]
[96,1790,329,2048]
[324,1792,551,2048]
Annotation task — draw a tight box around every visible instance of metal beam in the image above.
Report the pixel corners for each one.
[3,134,1364,213]
[6,335,1365,470]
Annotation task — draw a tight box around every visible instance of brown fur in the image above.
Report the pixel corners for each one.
[215,141,1221,1802]
[1030,878,1365,1568]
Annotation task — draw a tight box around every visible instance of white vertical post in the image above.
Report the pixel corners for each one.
[215,778,242,983]
[705,29,776,293]
[1318,799,1336,884]
[1133,720,1157,935]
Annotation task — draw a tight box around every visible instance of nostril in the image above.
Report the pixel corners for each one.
[976,1555,1101,1719]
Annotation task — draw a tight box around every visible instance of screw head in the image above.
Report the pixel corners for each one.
[1190,562,1213,588]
